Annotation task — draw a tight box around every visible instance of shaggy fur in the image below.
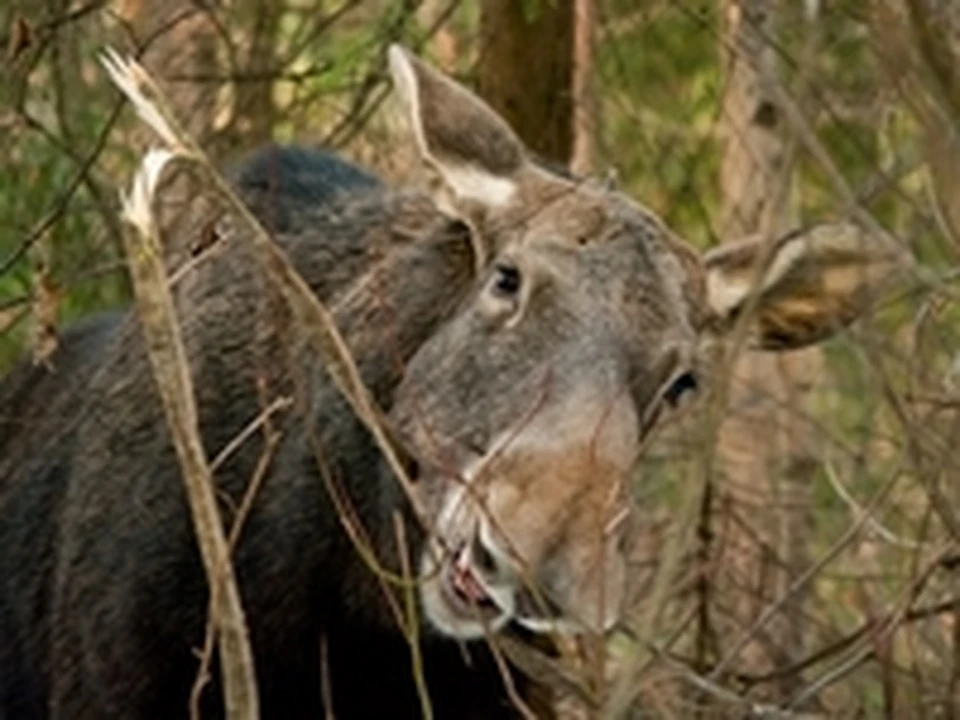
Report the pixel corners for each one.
[0,145,539,719]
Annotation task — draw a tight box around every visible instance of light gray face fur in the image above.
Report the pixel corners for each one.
[385,46,904,639]
[394,190,701,637]
[386,47,703,638]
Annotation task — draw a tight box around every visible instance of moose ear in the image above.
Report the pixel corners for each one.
[387,44,526,212]
[703,222,908,350]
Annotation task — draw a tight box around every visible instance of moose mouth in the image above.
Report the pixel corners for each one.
[437,543,504,625]
[419,485,575,637]
[433,541,567,635]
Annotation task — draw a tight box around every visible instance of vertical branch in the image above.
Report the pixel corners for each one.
[950,595,960,719]
[417,0,460,71]
[393,512,434,720]
[718,0,787,239]
[902,0,960,249]
[570,0,597,176]
[120,156,259,719]
[29,233,59,366]
[217,0,282,153]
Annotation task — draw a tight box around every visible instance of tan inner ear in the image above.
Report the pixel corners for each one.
[751,289,863,350]
[702,223,908,350]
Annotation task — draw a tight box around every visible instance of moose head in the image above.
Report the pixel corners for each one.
[378,46,904,640]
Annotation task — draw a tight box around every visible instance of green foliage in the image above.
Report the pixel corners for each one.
[0,5,133,371]
[597,2,722,248]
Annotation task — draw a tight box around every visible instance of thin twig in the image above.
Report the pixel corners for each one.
[190,420,284,718]
[786,542,957,710]
[209,396,292,472]
[709,456,908,681]
[649,644,798,719]
[393,512,434,720]
[822,457,921,551]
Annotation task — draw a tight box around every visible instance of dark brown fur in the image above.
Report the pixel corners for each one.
[0,145,545,719]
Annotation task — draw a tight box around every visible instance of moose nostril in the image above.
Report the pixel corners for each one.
[663,370,698,408]
[470,532,500,577]
[491,263,522,297]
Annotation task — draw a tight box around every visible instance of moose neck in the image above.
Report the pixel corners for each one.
[331,217,475,403]
[301,211,476,628]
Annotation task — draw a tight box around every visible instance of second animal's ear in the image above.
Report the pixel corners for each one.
[388,45,527,216]
[702,222,909,350]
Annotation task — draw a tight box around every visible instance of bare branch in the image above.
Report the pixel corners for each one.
[118,153,259,718]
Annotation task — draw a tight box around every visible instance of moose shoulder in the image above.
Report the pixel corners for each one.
[0,46,904,719]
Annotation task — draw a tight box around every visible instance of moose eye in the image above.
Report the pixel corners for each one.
[664,371,698,408]
[490,263,522,297]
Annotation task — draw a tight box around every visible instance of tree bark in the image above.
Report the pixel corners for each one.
[570,0,598,176]
[418,0,460,71]
[216,0,281,156]
[119,0,220,144]
[476,0,575,165]
[713,0,821,701]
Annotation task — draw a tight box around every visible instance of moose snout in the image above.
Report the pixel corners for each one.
[419,391,638,639]
[471,489,629,635]
[421,467,630,640]
[449,516,603,635]
[470,523,573,625]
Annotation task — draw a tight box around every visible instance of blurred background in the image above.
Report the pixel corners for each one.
[1,0,958,716]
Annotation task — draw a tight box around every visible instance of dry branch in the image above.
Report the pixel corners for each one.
[118,153,259,719]
[191,404,287,719]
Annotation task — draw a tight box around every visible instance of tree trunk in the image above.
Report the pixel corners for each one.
[476,0,575,165]
[216,0,281,156]
[119,0,220,144]
[418,0,460,71]
[570,0,598,176]
[713,0,821,702]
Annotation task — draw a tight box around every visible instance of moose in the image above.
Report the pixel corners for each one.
[0,46,902,718]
